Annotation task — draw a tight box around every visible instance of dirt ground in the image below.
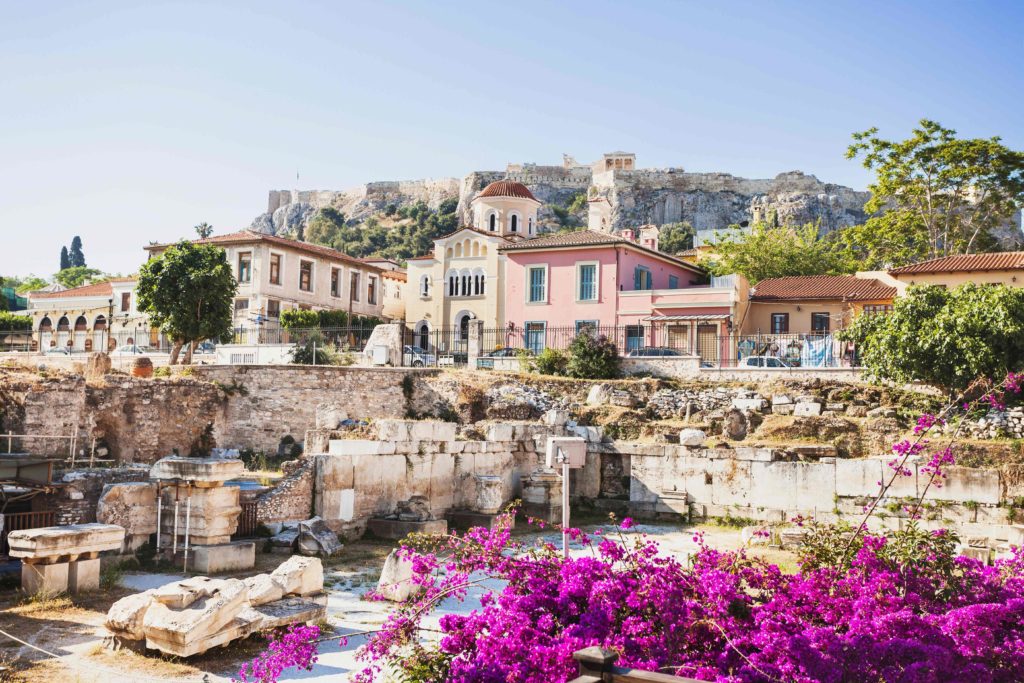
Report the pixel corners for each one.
[0,525,794,683]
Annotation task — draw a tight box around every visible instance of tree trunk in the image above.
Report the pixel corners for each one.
[168,339,184,365]
[183,340,197,365]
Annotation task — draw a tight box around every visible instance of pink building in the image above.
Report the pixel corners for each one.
[500,229,745,360]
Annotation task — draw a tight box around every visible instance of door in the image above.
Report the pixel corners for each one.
[667,324,689,353]
[697,324,719,365]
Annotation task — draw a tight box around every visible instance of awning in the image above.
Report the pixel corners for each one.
[642,314,732,322]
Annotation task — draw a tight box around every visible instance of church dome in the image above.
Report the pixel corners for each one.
[478,179,537,201]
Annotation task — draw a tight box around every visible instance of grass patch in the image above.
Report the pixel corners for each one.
[14,591,73,615]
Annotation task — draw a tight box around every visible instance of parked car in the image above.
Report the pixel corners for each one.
[627,347,683,357]
[192,341,216,354]
[742,355,793,368]
[110,344,153,357]
[403,345,436,367]
[483,347,527,358]
[44,347,71,356]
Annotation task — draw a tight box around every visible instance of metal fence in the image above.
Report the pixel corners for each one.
[401,326,468,367]
[479,326,856,369]
[1,510,56,557]
[228,325,377,352]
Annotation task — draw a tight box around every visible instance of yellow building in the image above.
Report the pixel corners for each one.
[742,274,897,336]
[888,251,1024,287]
[404,180,540,347]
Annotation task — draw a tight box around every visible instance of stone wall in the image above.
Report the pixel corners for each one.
[32,467,151,525]
[189,366,445,456]
[255,459,314,524]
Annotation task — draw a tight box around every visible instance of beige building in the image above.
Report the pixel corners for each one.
[404,179,540,346]
[888,251,1024,288]
[28,277,154,352]
[144,231,385,328]
[361,258,407,321]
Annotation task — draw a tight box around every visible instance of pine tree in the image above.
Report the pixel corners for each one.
[69,236,86,267]
[59,246,70,271]
[194,222,214,239]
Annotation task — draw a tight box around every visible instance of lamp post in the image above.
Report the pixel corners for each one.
[107,298,113,353]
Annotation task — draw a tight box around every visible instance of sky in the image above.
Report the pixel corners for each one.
[1,0,1022,278]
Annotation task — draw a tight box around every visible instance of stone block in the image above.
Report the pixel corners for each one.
[377,549,420,602]
[836,459,882,498]
[771,395,793,406]
[923,466,1001,505]
[796,461,836,511]
[68,557,101,593]
[732,398,766,412]
[375,419,412,442]
[543,409,570,426]
[473,474,504,514]
[8,523,125,560]
[21,561,69,595]
[97,482,158,539]
[149,456,244,483]
[327,439,395,456]
[106,589,155,640]
[190,542,256,573]
[570,425,603,442]
[749,462,798,510]
[773,404,794,416]
[159,486,241,541]
[245,574,284,607]
[367,518,447,540]
[143,578,247,648]
[296,517,343,557]
[252,596,327,631]
[486,423,515,442]
[146,606,262,658]
[793,402,822,417]
[710,459,753,506]
[153,577,225,609]
[410,421,456,442]
[679,429,706,447]
[445,510,511,531]
[270,556,324,596]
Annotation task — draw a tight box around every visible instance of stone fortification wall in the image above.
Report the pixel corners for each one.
[188,365,445,456]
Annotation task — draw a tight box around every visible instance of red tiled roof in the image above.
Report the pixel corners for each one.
[382,270,407,281]
[407,253,436,261]
[31,281,114,300]
[750,275,896,302]
[478,179,538,201]
[145,230,381,271]
[498,229,704,274]
[889,251,1024,275]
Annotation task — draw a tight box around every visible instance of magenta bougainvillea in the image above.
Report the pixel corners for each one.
[239,373,1024,683]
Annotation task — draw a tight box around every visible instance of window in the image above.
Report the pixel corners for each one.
[510,214,519,233]
[576,320,599,335]
[266,299,280,319]
[811,312,830,334]
[633,266,653,290]
[488,213,497,232]
[368,276,377,305]
[528,266,546,303]
[299,260,313,292]
[577,263,597,301]
[269,253,281,285]
[447,270,457,296]
[331,268,341,297]
[863,304,893,316]
[120,292,130,312]
[237,252,252,283]
[420,274,430,297]
[771,313,789,334]
[668,275,679,289]
[525,322,546,354]
[528,217,534,235]
[350,272,360,302]
[234,298,249,312]
[626,325,645,352]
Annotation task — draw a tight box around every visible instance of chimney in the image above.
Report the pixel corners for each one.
[621,228,635,242]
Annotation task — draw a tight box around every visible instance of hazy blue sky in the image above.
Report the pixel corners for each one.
[2,0,1022,277]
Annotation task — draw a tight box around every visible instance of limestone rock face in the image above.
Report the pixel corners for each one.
[587,384,613,406]
[270,556,324,596]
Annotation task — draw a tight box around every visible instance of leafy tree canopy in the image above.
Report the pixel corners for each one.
[0,312,32,330]
[0,275,49,294]
[840,283,1024,392]
[658,222,695,254]
[136,241,237,363]
[195,222,214,239]
[54,266,105,289]
[59,246,70,271]
[847,119,1024,261]
[707,222,851,284]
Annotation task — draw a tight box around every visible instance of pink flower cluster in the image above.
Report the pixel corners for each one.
[234,624,321,683]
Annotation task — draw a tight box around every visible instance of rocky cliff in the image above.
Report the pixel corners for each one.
[250,164,871,238]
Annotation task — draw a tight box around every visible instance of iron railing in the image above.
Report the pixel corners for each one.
[1,510,56,557]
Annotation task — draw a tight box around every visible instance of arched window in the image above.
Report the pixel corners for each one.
[459,268,471,296]
[488,213,497,232]
[510,214,519,233]
[528,217,534,235]
[472,268,486,296]
[472,242,480,257]
[93,315,107,330]
[57,316,70,331]
[74,316,88,331]
[446,247,453,258]
[417,322,430,350]
[39,316,52,332]
[455,242,463,258]
[447,269,458,296]
[420,274,430,297]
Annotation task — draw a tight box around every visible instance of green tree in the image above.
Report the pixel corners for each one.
[840,283,1024,393]
[59,246,70,271]
[136,241,237,365]
[833,210,932,270]
[54,266,105,289]
[0,312,32,330]
[69,236,86,268]
[658,222,695,254]
[708,222,851,284]
[305,208,349,250]
[194,222,214,239]
[14,276,49,294]
[566,333,621,379]
[847,119,1024,260]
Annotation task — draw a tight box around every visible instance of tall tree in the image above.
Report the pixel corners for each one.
[59,246,70,271]
[69,236,86,267]
[658,222,695,254]
[848,119,1024,259]
[707,222,851,284]
[136,241,236,365]
[194,222,214,239]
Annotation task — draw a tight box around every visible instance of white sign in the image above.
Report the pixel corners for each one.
[545,437,587,469]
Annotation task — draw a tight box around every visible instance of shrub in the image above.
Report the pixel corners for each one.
[0,312,31,331]
[291,331,340,365]
[566,333,620,379]
[532,347,567,376]
[280,309,319,330]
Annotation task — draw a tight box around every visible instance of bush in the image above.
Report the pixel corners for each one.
[280,309,319,330]
[566,333,621,379]
[532,347,567,376]
[291,331,340,365]
[0,312,31,331]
